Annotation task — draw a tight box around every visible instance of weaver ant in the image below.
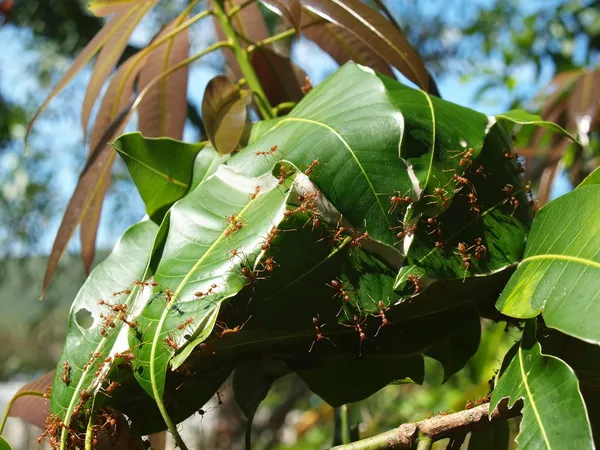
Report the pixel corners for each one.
[466,394,490,409]
[261,256,278,272]
[178,318,194,330]
[426,187,449,208]
[388,191,413,214]
[277,166,289,185]
[216,316,251,337]
[446,173,475,194]
[62,362,70,386]
[304,159,320,176]
[112,288,131,296]
[472,164,487,178]
[327,279,352,303]
[342,315,369,357]
[407,274,421,293]
[472,237,487,260]
[450,147,474,168]
[255,145,278,158]
[425,217,442,237]
[455,242,472,277]
[301,76,313,94]
[372,300,391,337]
[250,186,261,200]
[392,221,417,241]
[309,315,336,352]
[194,283,218,298]
[164,335,179,350]
[351,231,369,247]
[466,193,481,215]
[508,196,519,216]
[105,381,120,396]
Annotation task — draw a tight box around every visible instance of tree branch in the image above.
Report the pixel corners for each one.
[330,400,522,450]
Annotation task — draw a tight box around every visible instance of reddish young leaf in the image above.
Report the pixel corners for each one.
[201,76,251,155]
[260,0,303,38]
[250,46,306,106]
[138,16,190,139]
[299,0,438,94]
[303,19,394,78]
[82,3,155,139]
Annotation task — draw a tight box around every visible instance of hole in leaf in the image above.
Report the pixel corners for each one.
[75,308,93,329]
[137,366,144,376]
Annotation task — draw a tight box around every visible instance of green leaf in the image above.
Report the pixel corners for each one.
[49,220,159,430]
[130,165,295,402]
[490,321,594,450]
[113,132,205,220]
[189,144,230,191]
[227,62,490,253]
[496,186,600,344]
[494,109,579,144]
[468,419,509,450]
[202,75,251,155]
[293,353,423,407]
[578,166,600,187]
[0,437,13,450]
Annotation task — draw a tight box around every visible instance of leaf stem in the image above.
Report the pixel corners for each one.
[227,0,256,17]
[212,0,273,119]
[247,19,326,52]
[416,436,432,450]
[0,390,44,435]
[341,405,351,445]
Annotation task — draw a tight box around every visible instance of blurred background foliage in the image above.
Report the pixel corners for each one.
[0,0,598,448]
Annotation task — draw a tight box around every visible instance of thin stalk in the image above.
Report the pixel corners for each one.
[340,405,351,445]
[247,19,326,52]
[212,0,274,119]
[227,0,256,17]
[0,390,44,435]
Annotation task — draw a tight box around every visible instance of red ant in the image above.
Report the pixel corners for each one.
[425,217,442,237]
[262,227,280,251]
[105,381,120,396]
[407,274,421,293]
[304,159,320,176]
[426,187,449,208]
[392,222,417,241]
[472,238,487,260]
[472,164,486,178]
[327,279,352,303]
[373,300,391,337]
[351,231,369,247]
[178,318,194,330]
[342,315,369,357]
[466,193,481,215]
[164,335,179,350]
[503,151,513,160]
[62,362,70,386]
[509,196,519,216]
[194,283,218,298]
[301,76,313,94]
[277,166,288,185]
[502,184,514,196]
[261,256,278,272]
[250,186,260,200]
[446,173,475,194]
[255,145,278,158]
[388,191,413,214]
[455,242,472,277]
[112,288,131,296]
[434,241,444,248]
[216,316,251,337]
[309,315,336,352]
[466,394,490,409]
[450,147,474,168]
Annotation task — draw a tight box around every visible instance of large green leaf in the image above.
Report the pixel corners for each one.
[490,321,593,449]
[113,132,206,220]
[227,62,490,254]
[496,185,600,344]
[129,165,295,403]
[49,220,159,438]
[0,437,13,450]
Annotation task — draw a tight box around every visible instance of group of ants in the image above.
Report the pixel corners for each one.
[41,143,530,448]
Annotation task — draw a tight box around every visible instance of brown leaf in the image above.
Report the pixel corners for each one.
[260,0,303,38]
[25,11,138,147]
[303,19,394,78]
[42,55,138,294]
[8,371,53,429]
[82,3,155,139]
[138,16,190,139]
[299,0,438,94]
[201,76,251,155]
[568,69,600,145]
[79,56,144,275]
[250,46,306,106]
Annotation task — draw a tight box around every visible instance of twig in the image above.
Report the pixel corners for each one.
[330,401,522,450]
